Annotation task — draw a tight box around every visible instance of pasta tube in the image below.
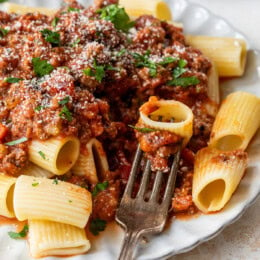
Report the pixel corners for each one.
[22,163,54,179]
[119,0,172,21]
[139,96,193,145]
[207,60,220,104]
[185,35,247,77]
[28,220,90,258]
[192,148,247,213]
[28,136,80,175]
[13,175,92,228]
[72,139,109,184]
[0,174,16,218]
[3,3,57,16]
[209,91,260,151]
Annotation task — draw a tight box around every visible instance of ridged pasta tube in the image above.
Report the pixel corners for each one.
[185,35,247,77]
[139,96,193,146]
[22,163,54,179]
[28,220,90,258]
[192,148,247,213]
[0,174,16,218]
[72,139,109,184]
[209,91,260,151]
[13,175,92,228]
[119,0,172,20]
[28,136,80,175]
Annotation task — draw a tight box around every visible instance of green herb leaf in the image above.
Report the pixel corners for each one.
[159,56,177,65]
[51,17,59,27]
[52,178,59,185]
[128,125,156,133]
[8,225,29,239]
[68,7,80,12]
[32,182,39,187]
[0,0,8,4]
[116,49,127,57]
[59,105,73,122]
[0,27,9,38]
[83,60,106,83]
[97,4,134,32]
[5,137,28,146]
[167,76,200,87]
[5,77,22,83]
[173,67,187,78]
[92,181,109,197]
[34,105,45,112]
[58,96,70,105]
[38,151,46,160]
[70,38,80,47]
[41,29,60,47]
[32,57,54,77]
[89,218,107,236]
[106,65,120,71]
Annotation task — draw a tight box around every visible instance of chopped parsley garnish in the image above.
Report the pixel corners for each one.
[116,48,127,56]
[97,4,135,32]
[5,77,22,83]
[32,182,39,187]
[172,59,188,78]
[167,76,200,87]
[51,17,59,27]
[38,151,46,160]
[40,29,61,47]
[35,105,45,112]
[8,225,29,239]
[89,218,107,236]
[83,60,106,83]
[32,57,54,77]
[70,38,80,47]
[68,7,80,12]
[0,0,8,3]
[92,181,109,197]
[128,125,156,133]
[0,27,9,38]
[58,96,70,105]
[59,105,73,122]
[5,137,28,146]
[106,65,120,71]
[159,56,177,65]
[132,51,158,77]
[52,178,59,185]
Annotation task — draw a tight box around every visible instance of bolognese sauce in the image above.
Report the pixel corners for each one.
[0,0,216,221]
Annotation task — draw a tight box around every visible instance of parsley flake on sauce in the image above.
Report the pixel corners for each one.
[58,96,70,105]
[167,76,200,87]
[89,218,107,236]
[70,38,80,47]
[8,225,29,239]
[41,29,61,47]
[172,59,188,79]
[5,77,23,83]
[59,105,73,122]
[32,58,54,77]
[51,17,59,27]
[159,56,177,65]
[83,60,106,83]
[68,7,80,12]
[34,105,45,112]
[92,181,109,197]
[5,137,28,146]
[128,125,156,133]
[0,27,9,38]
[38,151,46,160]
[97,4,135,33]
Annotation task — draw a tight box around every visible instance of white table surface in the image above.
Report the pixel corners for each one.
[171,0,260,259]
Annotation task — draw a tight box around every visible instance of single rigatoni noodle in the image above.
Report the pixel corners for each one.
[207,60,220,104]
[13,175,92,228]
[22,163,54,179]
[28,136,80,175]
[185,35,247,77]
[192,148,247,213]
[0,174,16,218]
[28,219,90,258]
[139,96,193,146]
[119,0,172,20]
[72,139,109,184]
[209,91,260,151]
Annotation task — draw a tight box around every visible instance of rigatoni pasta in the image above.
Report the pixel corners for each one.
[185,35,247,77]
[192,148,247,213]
[28,220,90,258]
[209,91,260,151]
[13,175,92,228]
[28,136,80,175]
[0,174,16,218]
[22,163,54,179]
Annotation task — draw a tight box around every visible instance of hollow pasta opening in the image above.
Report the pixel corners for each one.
[56,140,79,171]
[216,135,243,150]
[7,184,15,214]
[198,179,226,210]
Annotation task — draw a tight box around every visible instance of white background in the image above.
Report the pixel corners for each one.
[171,0,260,259]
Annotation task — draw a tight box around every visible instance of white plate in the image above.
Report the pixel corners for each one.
[0,1,259,260]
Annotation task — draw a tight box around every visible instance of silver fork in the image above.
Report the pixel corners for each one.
[116,144,181,260]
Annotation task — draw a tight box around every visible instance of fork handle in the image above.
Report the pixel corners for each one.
[118,230,141,260]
